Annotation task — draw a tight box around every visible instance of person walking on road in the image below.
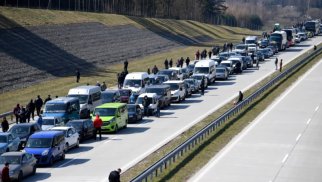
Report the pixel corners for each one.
[27,99,35,120]
[152,65,159,74]
[93,114,103,140]
[76,69,80,83]
[109,168,121,182]
[185,57,190,67]
[275,58,278,70]
[1,162,10,182]
[124,60,128,72]
[101,82,107,91]
[279,59,283,72]
[169,59,173,68]
[37,115,43,128]
[142,95,151,117]
[164,58,169,69]
[19,106,27,123]
[13,104,21,124]
[35,95,43,116]
[44,95,52,104]
[1,117,9,132]
[200,76,205,95]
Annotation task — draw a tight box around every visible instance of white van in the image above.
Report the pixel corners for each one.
[220,60,233,74]
[123,72,149,94]
[163,80,186,102]
[136,93,159,115]
[193,59,216,84]
[67,86,102,118]
[245,36,258,45]
[169,67,184,80]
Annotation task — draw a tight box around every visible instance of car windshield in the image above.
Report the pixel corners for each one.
[217,69,225,73]
[0,156,21,164]
[66,122,82,131]
[181,69,187,73]
[137,97,153,104]
[42,119,55,125]
[188,65,195,69]
[270,35,281,42]
[0,136,7,143]
[26,138,52,148]
[127,105,136,112]
[94,108,116,116]
[45,103,66,112]
[102,92,116,102]
[145,88,164,95]
[124,79,142,87]
[194,67,209,74]
[220,63,231,67]
[246,40,256,44]
[185,80,194,84]
[9,126,30,136]
[158,70,173,77]
[236,45,246,49]
[67,95,88,104]
[192,76,203,80]
[156,76,166,82]
[119,90,131,96]
[164,83,179,91]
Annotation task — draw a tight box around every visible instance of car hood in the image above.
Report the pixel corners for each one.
[128,111,136,115]
[25,147,50,155]
[42,125,55,130]
[99,116,115,122]
[0,143,8,148]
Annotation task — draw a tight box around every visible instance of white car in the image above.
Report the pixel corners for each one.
[169,67,184,80]
[41,117,64,130]
[50,126,80,152]
[136,93,159,115]
[163,80,186,102]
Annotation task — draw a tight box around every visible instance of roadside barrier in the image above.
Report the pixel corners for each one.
[130,46,322,182]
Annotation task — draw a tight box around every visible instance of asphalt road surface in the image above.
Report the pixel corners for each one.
[189,59,322,182]
[25,37,322,182]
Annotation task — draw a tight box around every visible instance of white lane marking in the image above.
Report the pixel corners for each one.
[189,60,322,182]
[282,154,289,163]
[315,105,319,112]
[296,134,302,142]
[307,118,311,125]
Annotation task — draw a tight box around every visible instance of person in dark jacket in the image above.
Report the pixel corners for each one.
[101,82,107,91]
[76,69,80,83]
[109,168,121,182]
[152,65,159,74]
[19,106,27,123]
[124,60,128,72]
[27,99,35,120]
[237,91,243,104]
[200,76,205,95]
[169,59,173,68]
[37,115,43,127]
[13,104,21,124]
[1,162,10,182]
[185,57,190,67]
[1,117,9,132]
[147,67,151,75]
[179,57,184,68]
[142,96,151,117]
[35,95,43,116]
[164,59,169,69]
[44,95,52,104]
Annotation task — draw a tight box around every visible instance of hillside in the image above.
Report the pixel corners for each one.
[0,7,259,113]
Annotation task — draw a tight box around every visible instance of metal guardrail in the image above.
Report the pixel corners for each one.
[130,46,322,182]
[0,111,14,123]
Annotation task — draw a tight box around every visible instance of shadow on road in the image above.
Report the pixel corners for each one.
[169,104,190,110]
[24,172,51,182]
[67,146,94,154]
[294,44,311,47]
[183,99,203,104]
[284,48,304,52]
[57,158,90,168]
[215,81,235,86]
[117,126,149,135]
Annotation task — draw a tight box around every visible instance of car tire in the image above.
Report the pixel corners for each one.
[124,121,128,129]
[61,152,65,160]
[114,125,119,134]
[32,166,36,175]
[76,139,80,148]
[17,171,23,182]
[49,157,54,166]
[64,143,69,153]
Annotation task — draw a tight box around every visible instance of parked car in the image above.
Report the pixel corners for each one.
[145,85,171,108]
[220,60,233,75]
[0,152,37,181]
[163,80,187,102]
[255,51,265,62]
[137,93,159,115]
[8,123,41,149]
[264,48,274,57]
[92,103,128,133]
[267,45,278,54]
[0,133,20,154]
[101,90,121,104]
[41,117,65,130]
[127,104,143,123]
[297,32,307,41]
[155,74,170,84]
[181,68,190,79]
[191,74,208,89]
[294,34,301,43]
[148,74,158,85]
[216,67,229,80]
[186,64,195,76]
[119,89,132,103]
[50,126,80,152]
[184,79,199,93]
[24,131,65,166]
[184,82,193,97]
[66,119,95,142]
[259,39,269,48]
[157,69,178,80]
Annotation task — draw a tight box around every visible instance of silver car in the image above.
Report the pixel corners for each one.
[0,133,21,154]
[216,67,229,80]
[0,152,37,181]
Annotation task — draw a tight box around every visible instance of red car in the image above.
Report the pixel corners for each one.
[119,89,132,103]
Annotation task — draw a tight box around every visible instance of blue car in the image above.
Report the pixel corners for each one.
[0,133,20,154]
[24,131,65,166]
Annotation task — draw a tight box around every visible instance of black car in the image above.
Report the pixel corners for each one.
[101,90,121,104]
[157,69,178,80]
[127,104,143,123]
[66,119,95,142]
[8,123,41,149]
[145,85,171,108]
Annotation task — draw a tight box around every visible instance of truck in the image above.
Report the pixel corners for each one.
[305,21,320,36]
[269,31,287,51]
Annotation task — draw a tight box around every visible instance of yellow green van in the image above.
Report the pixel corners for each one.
[92,103,128,133]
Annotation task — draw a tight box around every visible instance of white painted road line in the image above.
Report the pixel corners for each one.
[282,154,289,163]
[296,134,302,142]
[307,118,311,125]
[315,105,319,112]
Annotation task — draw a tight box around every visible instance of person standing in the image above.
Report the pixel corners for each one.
[19,106,27,123]
[108,168,121,182]
[37,115,43,128]
[275,58,278,70]
[164,58,169,69]
[117,73,122,89]
[200,76,205,95]
[101,82,107,91]
[93,114,103,140]
[169,59,173,68]
[1,162,10,182]
[44,95,52,104]
[279,59,283,72]
[152,65,159,74]
[142,95,151,117]
[124,60,128,72]
[196,50,200,60]
[13,104,21,124]
[179,57,184,68]
[208,50,212,59]
[185,57,190,67]
[147,67,151,75]
[1,117,9,132]
[35,95,43,116]
[236,91,244,104]
[76,69,80,83]
[27,99,35,120]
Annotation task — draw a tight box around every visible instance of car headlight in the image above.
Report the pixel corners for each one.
[110,118,116,123]
[173,91,179,96]
[42,149,49,156]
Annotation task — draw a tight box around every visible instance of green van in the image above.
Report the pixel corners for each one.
[92,103,128,133]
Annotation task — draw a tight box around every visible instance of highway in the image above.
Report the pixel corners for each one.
[25,37,322,182]
[189,59,322,182]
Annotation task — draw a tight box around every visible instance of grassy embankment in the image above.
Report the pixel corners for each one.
[0,7,259,113]
[121,44,322,181]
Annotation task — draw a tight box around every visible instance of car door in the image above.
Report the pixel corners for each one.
[21,154,31,176]
[116,109,122,127]
[136,105,142,120]
[71,128,78,145]
[86,120,95,138]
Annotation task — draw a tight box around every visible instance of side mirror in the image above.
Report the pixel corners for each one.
[180,88,183,91]
[88,100,93,105]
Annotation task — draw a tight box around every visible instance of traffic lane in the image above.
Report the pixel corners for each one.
[25,37,322,181]
[188,60,322,182]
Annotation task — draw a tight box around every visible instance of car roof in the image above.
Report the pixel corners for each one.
[163,80,184,84]
[146,85,170,89]
[47,97,78,104]
[30,131,64,138]
[1,152,25,157]
[0,132,10,136]
[96,103,126,109]
[138,93,157,98]
[50,126,72,131]
[68,119,91,123]
[102,90,119,94]
[11,123,36,127]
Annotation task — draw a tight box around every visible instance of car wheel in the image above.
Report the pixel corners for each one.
[61,152,65,160]
[64,143,69,152]
[76,139,80,148]
[17,171,23,182]
[32,166,36,175]
[114,125,119,134]
[124,120,128,129]
[49,157,54,166]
